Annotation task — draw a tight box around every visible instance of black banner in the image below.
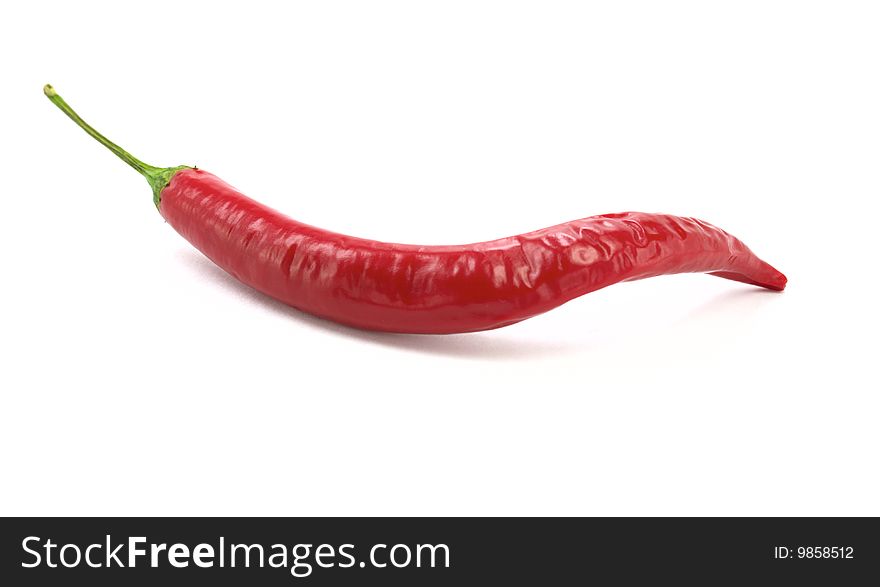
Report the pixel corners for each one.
[1,518,877,584]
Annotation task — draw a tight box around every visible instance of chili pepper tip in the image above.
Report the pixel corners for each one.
[43,84,56,97]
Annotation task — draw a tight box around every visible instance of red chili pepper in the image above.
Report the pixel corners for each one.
[45,85,786,334]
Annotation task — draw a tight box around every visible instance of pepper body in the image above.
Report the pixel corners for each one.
[160,169,786,334]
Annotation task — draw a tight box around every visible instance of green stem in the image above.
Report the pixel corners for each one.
[43,84,189,207]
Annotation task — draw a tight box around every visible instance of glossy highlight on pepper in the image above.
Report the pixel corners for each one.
[44,84,786,334]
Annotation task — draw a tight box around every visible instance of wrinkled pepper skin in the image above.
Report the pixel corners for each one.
[160,169,787,334]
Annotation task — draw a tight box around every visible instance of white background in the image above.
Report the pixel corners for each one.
[1,1,878,516]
